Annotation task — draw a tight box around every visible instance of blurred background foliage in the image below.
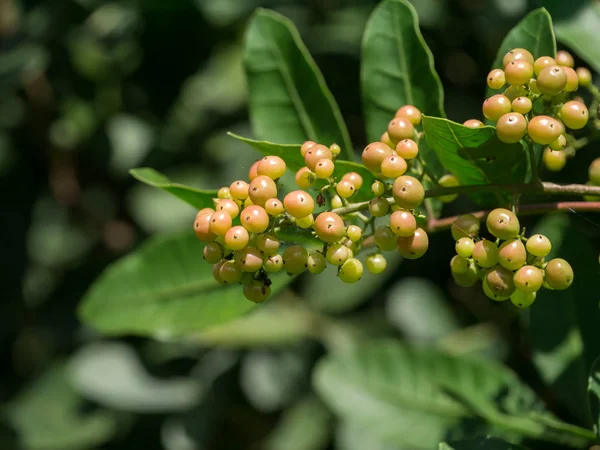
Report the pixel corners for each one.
[2,0,600,449]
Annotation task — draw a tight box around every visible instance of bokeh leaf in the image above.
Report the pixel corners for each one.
[589,356,600,439]
[244,8,354,160]
[78,232,291,337]
[130,168,216,210]
[442,436,529,450]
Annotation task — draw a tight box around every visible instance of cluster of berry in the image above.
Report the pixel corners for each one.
[450,208,573,308]
[462,49,590,172]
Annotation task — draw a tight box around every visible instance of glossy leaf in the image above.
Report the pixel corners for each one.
[130,168,216,210]
[244,8,353,160]
[78,232,291,337]
[589,356,600,439]
[442,437,529,450]
[529,214,600,425]
[485,8,556,99]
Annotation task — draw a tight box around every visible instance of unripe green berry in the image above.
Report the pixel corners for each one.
[528,115,561,145]
[389,210,417,237]
[282,244,309,275]
[438,174,460,203]
[374,226,397,251]
[209,211,233,236]
[513,265,543,292]
[212,260,227,284]
[256,234,280,256]
[563,67,579,92]
[369,197,390,217]
[502,48,534,67]
[395,139,419,160]
[544,258,574,290]
[224,225,250,250]
[589,158,600,185]
[230,180,249,200]
[315,212,345,243]
[504,84,527,101]
[301,140,316,157]
[482,278,510,302]
[395,105,422,125]
[336,179,356,198]
[219,260,243,284]
[203,241,223,264]
[371,180,385,197]
[537,65,567,96]
[243,281,271,303]
[486,208,520,240]
[326,243,350,266]
[392,175,424,210]
[511,96,532,114]
[381,155,407,178]
[576,67,592,86]
[560,101,589,130]
[263,254,283,273]
[241,205,270,233]
[314,158,335,179]
[366,253,387,274]
[452,262,479,287]
[556,50,574,68]
[463,119,484,128]
[218,187,231,199]
[549,134,567,151]
[450,255,469,274]
[455,237,475,258]
[330,143,341,157]
[486,68,506,90]
[346,225,363,242]
[296,214,314,229]
[498,238,527,271]
[510,289,536,308]
[307,250,327,274]
[265,198,284,216]
[528,78,540,94]
[496,112,527,143]
[451,214,480,241]
[257,155,286,180]
[295,166,315,190]
[235,246,264,273]
[396,228,429,259]
[543,147,567,172]
[331,195,343,209]
[305,144,332,171]
[339,258,363,283]
[482,94,511,121]
[342,172,364,190]
[283,190,315,218]
[485,265,516,298]
[472,239,499,268]
[504,59,533,86]
[387,117,414,144]
[534,56,556,75]
[362,142,394,174]
[526,234,552,257]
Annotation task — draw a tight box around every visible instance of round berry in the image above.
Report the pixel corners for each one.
[339,258,363,283]
[243,282,271,303]
[230,180,249,200]
[534,56,557,75]
[265,198,284,216]
[248,160,260,181]
[296,214,314,229]
[528,78,540,94]
[330,143,341,157]
[257,156,286,180]
[549,134,567,151]
[392,175,425,210]
[543,147,567,172]
[487,69,506,90]
[342,172,364,190]
[486,265,516,297]
[212,260,226,284]
[450,255,469,274]
[295,166,315,190]
[576,67,592,86]
[326,244,350,266]
[219,260,243,284]
[526,234,552,257]
[438,174,460,203]
[513,265,543,292]
[504,84,527,101]
[486,208,520,240]
[396,228,429,259]
[346,225,363,242]
[218,187,231,199]
[241,205,270,233]
[305,144,332,171]
[387,117,414,144]
[224,225,250,250]
[374,226,397,251]
[505,60,534,86]
[368,197,390,217]
[537,65,567,95]
[482,94,511,121]
[336,179,356,199]
[380,131,394,148]
[544,258,574,290]
[510,289,536,308]
[498,238,527,271]
[307,251,326,274]
[283,190,315,218]
[371,180,385,197]
[451,214,480,241]
[395,105,422,125]
[331,195,343,209]
[249,175,277,207]
[314,159,335,179]
[366,253,387,274]
[244,197,254,208]
[496,112,527,143]
[455,237,475,258]
[301,140,316,157]
[209,211,233,236]
[502,48,534,67]
[263,254,283,273]
[282,244,309,275]
[589,158,600,184]
[381,155,407,178]
[563,67,579,92]
[216,199,240,219]
[362,142,394,174]
[528,115,561,145]
[463,119,484,128]
[314,212,345,243]
[395,139,419,160]
[203,242,223,264]
[511,96,532,114]
[560,101,588,130]
[472,239,499,268]
[235,246,264,273]
[389,210,417,237]
[556,50,574,68]
[482,279,510,302]
[256,234,280,256]
[194,212,217,242]
[452,263,479,287]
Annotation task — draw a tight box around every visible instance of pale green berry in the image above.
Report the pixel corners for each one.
[365,253,387,274]
[307,251,327,274]
[326,244,351,266]
[339,258,364,283]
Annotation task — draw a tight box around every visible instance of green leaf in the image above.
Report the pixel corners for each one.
[5,363,118,450]
[485,8,556,99]
[589,356,600,439]
[553,2,600,74]
[78,232,292,337]
[442,437,529,450]
[130,168,216,210]
[421,116,527,203]
[529,214,600,426]
[244,8,353,160]
[228,133,376,201]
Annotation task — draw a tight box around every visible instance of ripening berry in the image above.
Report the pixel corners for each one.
[486,208,520,240]
[212,260,226,285]
[450,255,469,274]
[244,197,254,208]
[283,190,315,218]
[346,225,362,242]
[452,262,479,287]
[543,147,567,172]
[549,134,567,150]
[504,85,527,101]
[326,244,350,266]
[589,158,600,185]
[235,246,264,273]
[257,156,286,180]
[511,96,532,114]
[240,205,270,233]
[496,112,527,143]
[576,67,592,86]
[510,289,536,308]
[392,175,425,210]
[219,260,243,284]
[243,282,271,303]
[218,187,231,199]
[307,251,327,274]
[487,69,506,90]
[389,210,417,237]
[248,160,260,181]
[482,279,509,302]
[362,142,394,173]
[395,139,419,160]
[315,212,345,243]
[301,140,317,157]
[216,199,240,219]
[473,239,499,268]
[339,258,363,283]
[330,143,341,157]
[197,207,216,218]
[283,245,309,275]
[526,234,552,257]
[534,56,557,75]
[502,48,534,67]
[482,94,512,121]
[396,228,429,259]
[374,226,397,251]
[544,258,574,290]
[513,265,543,293]
[230,180,250,200]
[224,225,250,250]
[371,180,385,197]
[498,239,527,271]
[365,253,387,274]
[451,214,480,240]
[369,197,390,217]
[342,172,364,190]
[537,65,567,95]
[194,213,217,242]
[248,175,277,207]
[203,242,223,264]
[560,101,589,130]
[336,179,356,199]
[265,198,284,216]
[296,214,314,229]
[395,105,422,125]
[455,237,475,258]
[381,155,408,178]
[263,254,283,273]
[380,131,394,148]
[438,174,460,203]
[331,195,343,209]
[295,166,315,190]
[305,144,332,171]
[528,115,561,145]
[504,60,534,86]
[486,265,516,298]
[556,50,574,68]
[255,234,280,256]
[314,159,335,179]
[463,119,484,128]
[388,117,414,143]
[563,67,579,92]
